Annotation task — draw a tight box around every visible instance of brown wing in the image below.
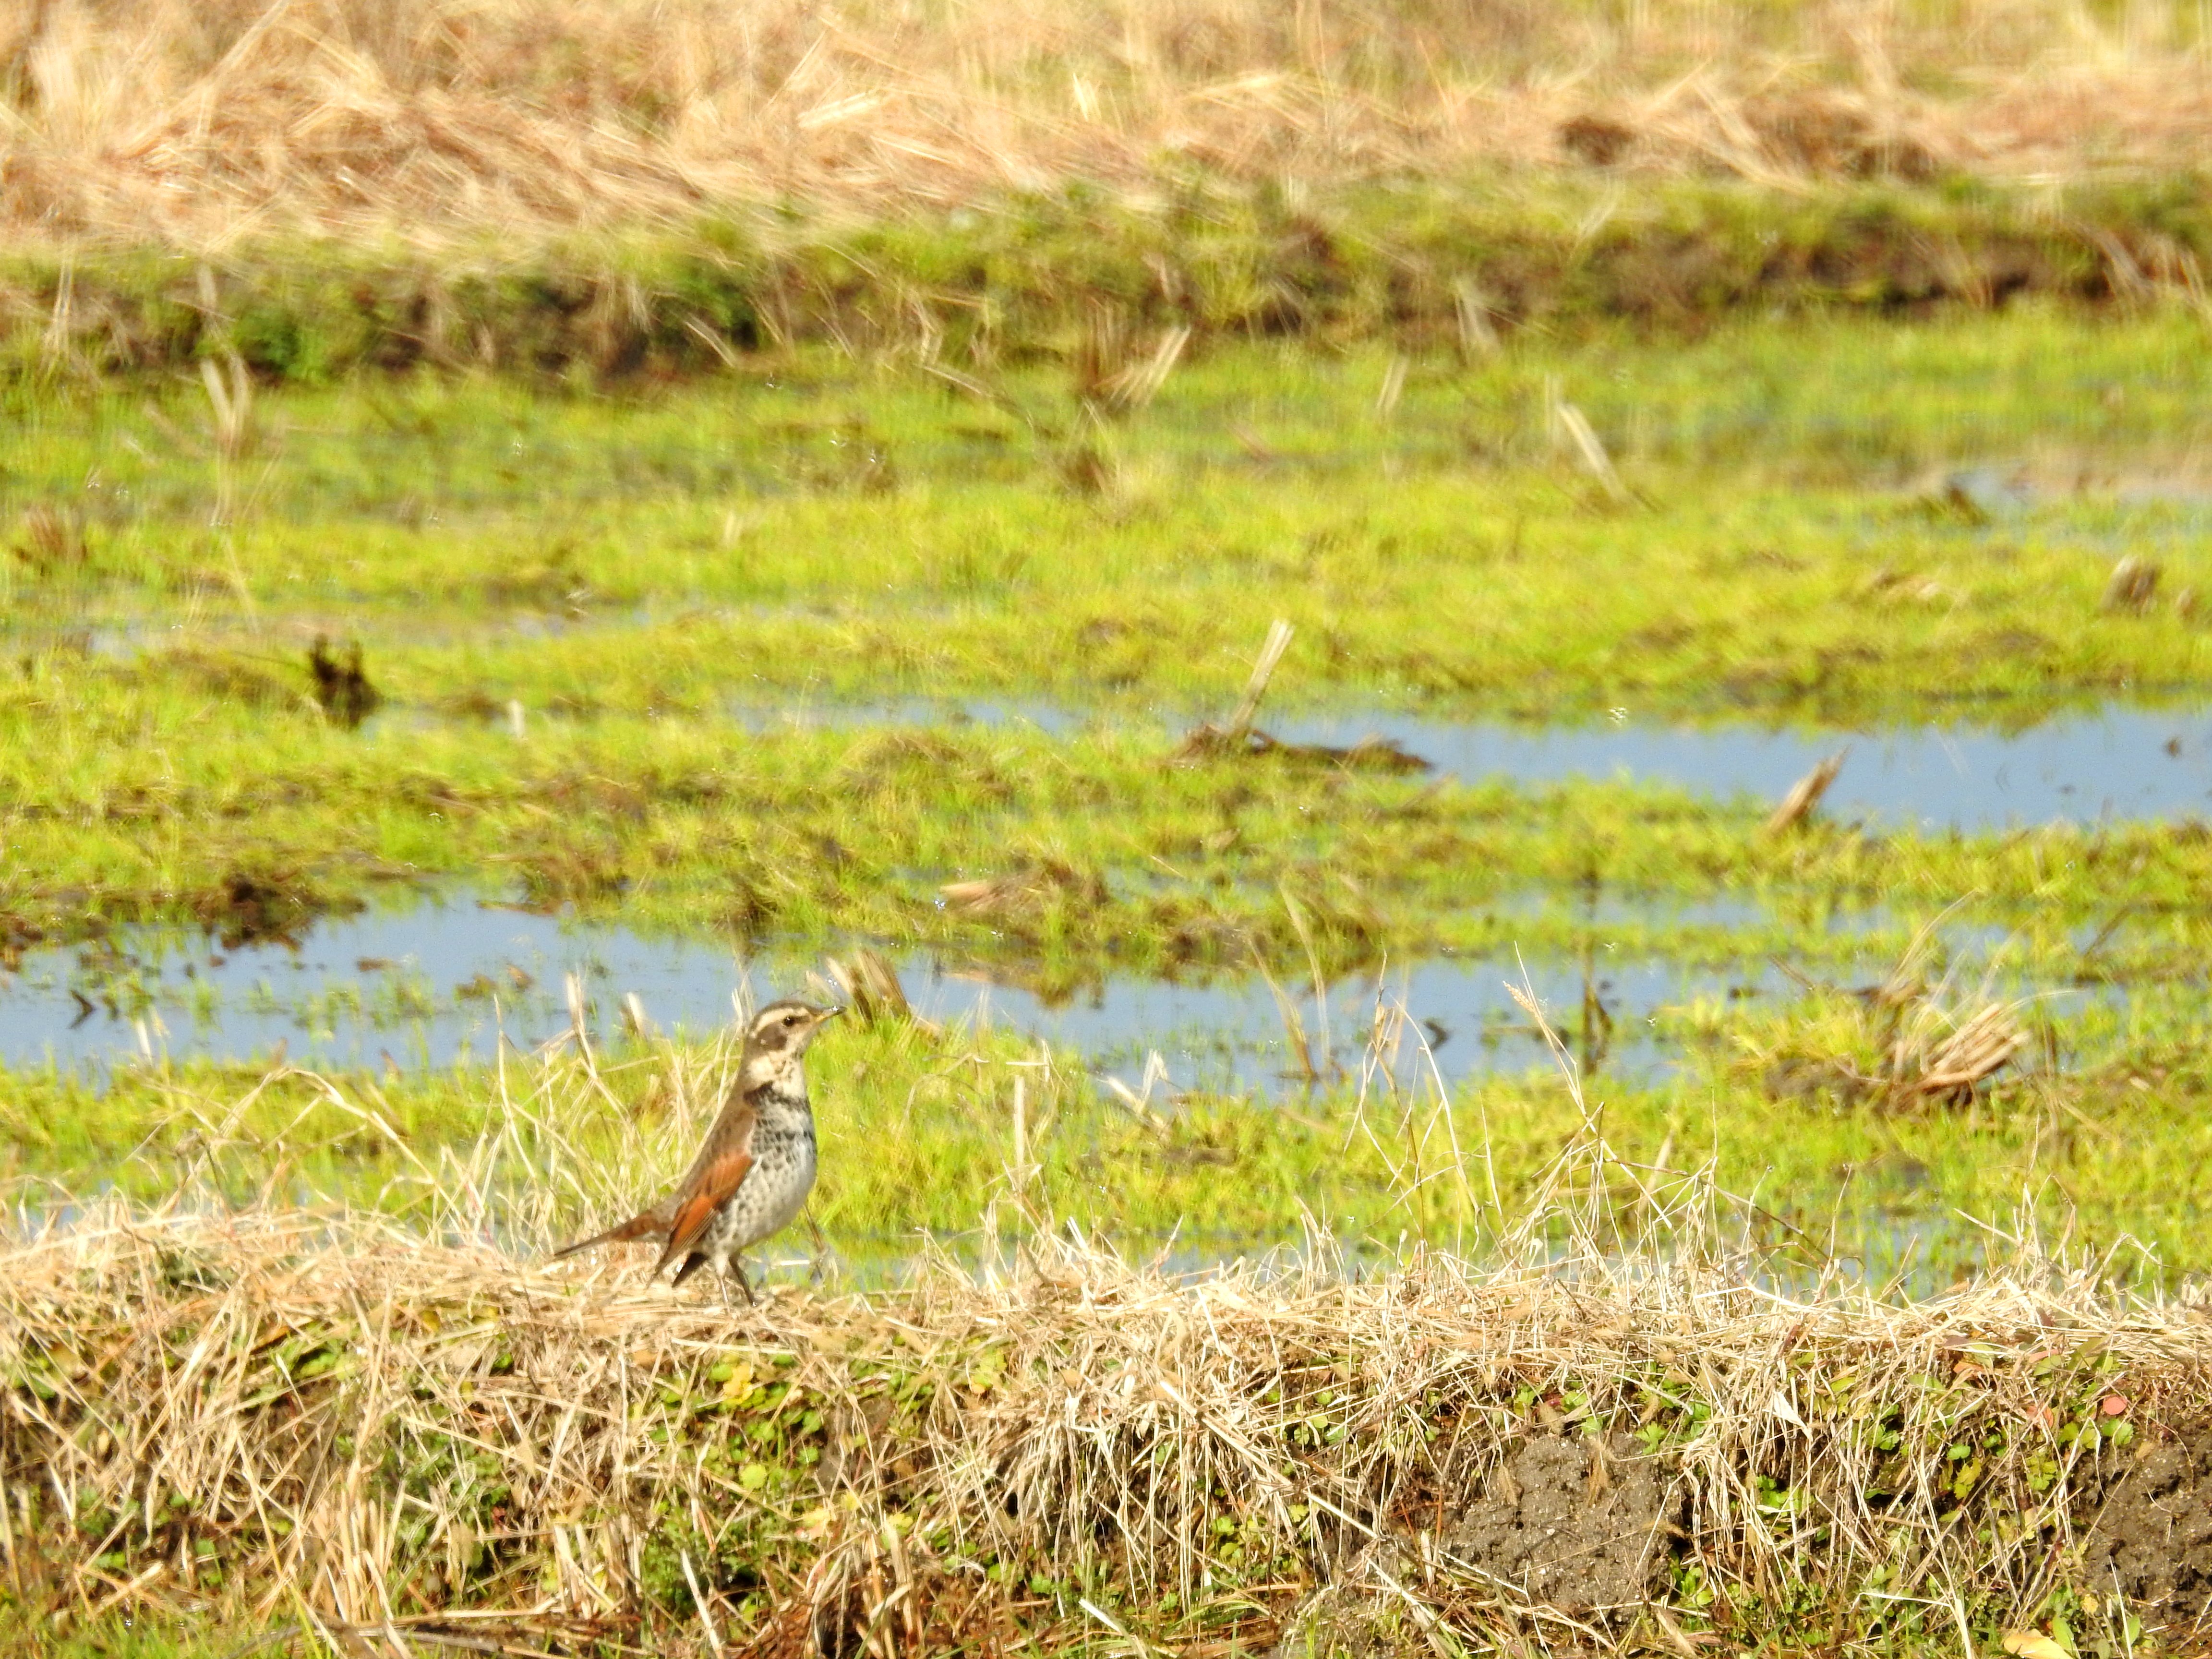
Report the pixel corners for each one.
[649,1087,760,1276]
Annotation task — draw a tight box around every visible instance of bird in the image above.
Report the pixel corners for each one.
[552,997,843,1303]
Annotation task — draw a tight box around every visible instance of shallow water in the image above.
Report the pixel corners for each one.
[1269,707,2212,831]
[741,697,2212,832]
[0,896,1771,1089]
[0,891,2126,1102]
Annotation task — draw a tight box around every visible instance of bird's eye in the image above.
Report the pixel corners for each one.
[783,1012,801,1027]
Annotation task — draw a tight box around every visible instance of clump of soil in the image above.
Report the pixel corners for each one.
[1559,114,1636,168]
[1444,1432,1678,1611]
[307,636,380,729]
[2080,1425,2212,1610]
[1175,725,1431,773]
[164,646,295,708]
[193,870,317,949]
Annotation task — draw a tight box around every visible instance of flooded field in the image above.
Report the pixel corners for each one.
[6,860,2198,1308]
[6,314,2212,1294]
[1,870,2154,1098]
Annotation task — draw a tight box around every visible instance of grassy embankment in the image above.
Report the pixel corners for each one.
[4,1077,2208,1659]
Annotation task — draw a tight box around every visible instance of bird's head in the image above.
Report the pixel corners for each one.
[737,998,844,1090]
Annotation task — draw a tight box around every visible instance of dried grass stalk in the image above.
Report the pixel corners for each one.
[1910,1000,2032,1097]
[2104,555,2163,613]
[1552,397,1630,505]
[1174,618,1294,760]
[12,502,90,573]
[821,948,928,1032]
[1764,749,1848,836]
[937,859,1107,919]
[10,1,2212,249]
[1762,925,2035,1108]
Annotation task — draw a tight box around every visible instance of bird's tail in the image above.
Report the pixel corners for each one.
[551,1204,670,1260]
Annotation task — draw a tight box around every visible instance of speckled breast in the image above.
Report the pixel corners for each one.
[713,1119,817,1253]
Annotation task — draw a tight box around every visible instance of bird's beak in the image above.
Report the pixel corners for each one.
[819,1004,847,1024]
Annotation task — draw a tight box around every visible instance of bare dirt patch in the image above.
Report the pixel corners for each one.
[2082,1423,2212,1612]
[1444,1431,1679,1611]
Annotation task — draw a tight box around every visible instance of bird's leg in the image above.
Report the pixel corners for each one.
[807,1215,830,1287]
[729,1261,757,1308]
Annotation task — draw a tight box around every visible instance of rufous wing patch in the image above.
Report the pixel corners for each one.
[652,1150,754,1274]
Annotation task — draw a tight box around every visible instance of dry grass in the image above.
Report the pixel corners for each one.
[2,1007,2209,1651]
[1762,923,2040,1109]
[7,1168,2210,1650]
[1762,750,1847,838]
[9,0,2212,252]
[4,1194,2212,1654]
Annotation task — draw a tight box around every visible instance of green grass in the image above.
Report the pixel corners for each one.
[6,300,2212,1292]
[0,1611,268,1657]
[11,304,2212,961]
[15,304,2212,725]
[15,988,2208,1289]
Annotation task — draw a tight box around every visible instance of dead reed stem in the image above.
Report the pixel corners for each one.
[1764,749,1848,837]
[1761,916,2037,1107]
[1174,617,1299,761]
